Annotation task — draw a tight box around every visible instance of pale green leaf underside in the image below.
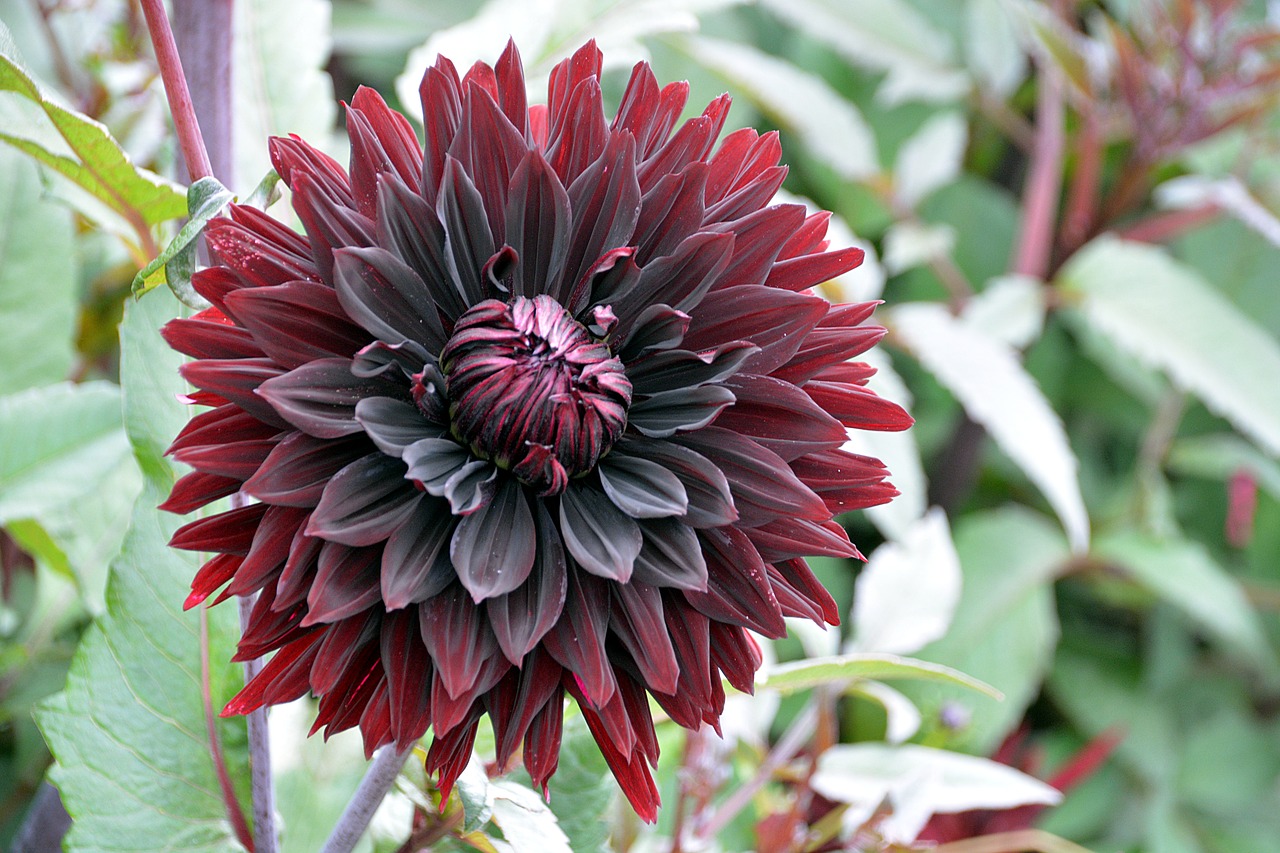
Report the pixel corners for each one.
[756,652,1002,699]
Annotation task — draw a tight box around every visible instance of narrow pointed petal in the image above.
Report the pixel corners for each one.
[486,501,568,663]
[307,454,422,547]
[450,476,536,601]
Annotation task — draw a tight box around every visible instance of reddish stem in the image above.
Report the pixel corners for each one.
[1060,110,1103,254]
[201,605,254,851]
[138,0,213,182]
[1013,68,1066,278]
[1117,203,1221,243]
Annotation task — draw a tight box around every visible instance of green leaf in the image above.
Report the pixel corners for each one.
[678,35,879,181]
[489,780,570,853]
[1094,531,1278,675]
[132,177,233,304]
[233,0,336,190]
[0,382,131,525]
[35,278,248,852]
[893,111,967,207]
[891,301,1090,550]
[757,0,969,104]
[1168,433,1280,501]
[903,507,1068,753]
[1058,237,1280,458]
[0,40,186,227]
[965,0,1027,96]
[0,145,76,394]
[508,714,613,853]
[456,760,495,834]
[756,652,1001,698]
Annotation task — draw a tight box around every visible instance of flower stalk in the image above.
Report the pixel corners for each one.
[318,746,412,853]
[138,0,213,182]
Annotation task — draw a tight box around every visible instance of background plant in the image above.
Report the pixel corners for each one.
[1,1,1279,852]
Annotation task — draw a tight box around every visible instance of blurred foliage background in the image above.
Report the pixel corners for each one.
[2,1,1280,851]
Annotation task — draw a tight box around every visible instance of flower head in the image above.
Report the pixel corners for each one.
[163,39,911,820]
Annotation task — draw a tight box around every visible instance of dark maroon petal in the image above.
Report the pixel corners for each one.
[559,483,642,582]
[310,610,380,694]
[746,517,861,563]
[606,231,735,330]
[651,600,713,728]
[611,62,660,149]
[542,571,615,707]
[179,358,289,427]
[579,703,660,822]
[185,554,242,610]
[347,87,423,219]
[768,562,827,623]
[161,471,242,515]
[633,163,708,265]
[450,476,536,601]
[764,246,865,292]
[303,542,381,625]
[624,341,756,396]
[223,631,323,716]
[418,584,501,699]
[522,683,565,793]
[162,314,261,360]
[449,81,526,238]
[490,650,560,766]
[379,609,433,748]
[274,529,323,610]
[307,453,422,547]
[637,94,730,194]
[704,165,787,224]
[333,246,448,352]
[709,622,761,695]
[236,582,309,659]
[546,77,608,185]
[494,40,529,136]
[504,149,571,299]
[685,526,785,638]
[598,453,688,519]
[380,497,455,609]
[558,133,640,306]
[170,502,267,554]
[610,581,679,694]
[419,56,464,200]
[706,204,806,289]
[204,208,319,291]
[354,397,441,456]
[771,325,887,385]
[681,285,829,376]
[257,357,404,439]
[225,280,368,368]
[242,433,369,507]
[674,427,829,527]
[713,374,847,461]
[228,505,310,596]
[437,155,495,308]
[425,711,482,801]
[351,339,430,380]
[169,430,278,481]
[289,171,376,281]
[547,40,603,131]
[627,384,735,438]
[804,380,915,431]
[632,518,708,590]
[617,305,690,362]
[168,403,275,456]
[775,557,840,625]
[617,437,737,528]
[486,501,568,663]
[375,174,465,321]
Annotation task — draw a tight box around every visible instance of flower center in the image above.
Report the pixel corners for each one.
[439,295,632,494]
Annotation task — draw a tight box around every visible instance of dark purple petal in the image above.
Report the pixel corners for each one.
[627,384,735,438]
[685,526,785,638]
[307,453,422,547]
[617,304,690,362]
[713,373,847,461]
[606,231,735,330]
[632,163,708,265]
[418,56,463,200]
[418,584,501,699]
[486,500,568,664]
[546,77,608,185]
[542,570,615,707]
[437,155,495,308]
[225,280,368,368]
[402,438,472,495]
[504,149,571,299]
[375,174,465,321]
[706,203,806,289]
[179,358,288,427]
[333,246,448,352]
[804,380,915,431]
[557,133,640,305]
[381,497,456,609]
[632,518,708,590]
[680,285,829,376]
[303,542,381,625]
[450,476,537,601]
[257,357,405,439]
[624,341,756,395]
[380,609,433,748]
[616,437,737,528]
[242,433,369,507]
[449,81,526,238]
[354,397,441,456]
[674,427,828,526]
[162,313,261,360]
[559,483,642,581]
[598,453,688,519]
[610,581,679,694]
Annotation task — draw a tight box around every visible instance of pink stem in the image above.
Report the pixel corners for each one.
[1012,68,1065,278]
[138,0,214,182]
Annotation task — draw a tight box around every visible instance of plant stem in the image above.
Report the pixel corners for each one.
[319,745,412,853]
[173,0,235,186]
[201,604,254,850]
[1013,67,1065,279]
[239,593,278,853]
[138,0,213,182]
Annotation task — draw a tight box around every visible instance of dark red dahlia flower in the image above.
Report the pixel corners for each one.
[162,39,911,821]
